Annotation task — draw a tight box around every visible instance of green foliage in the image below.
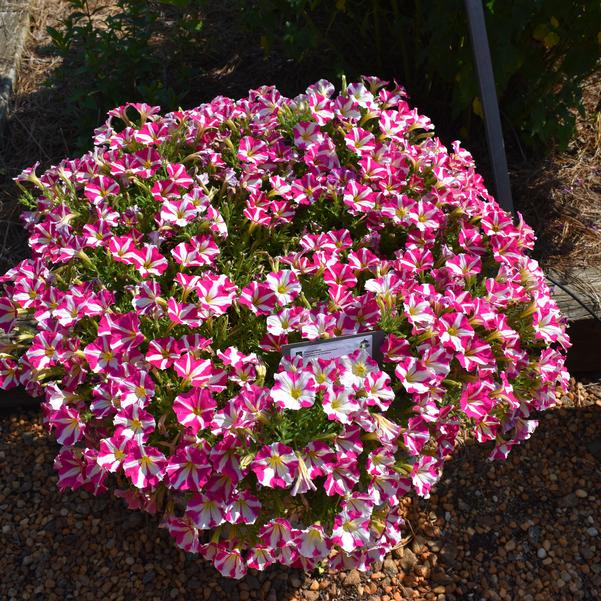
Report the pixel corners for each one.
[238,0,600,153]
[47,0,206,148]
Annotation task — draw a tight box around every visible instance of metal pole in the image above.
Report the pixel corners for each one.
[464,0,514,214]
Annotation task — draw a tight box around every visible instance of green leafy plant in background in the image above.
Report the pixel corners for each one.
[48,0,205,149]
[239,0,600,153]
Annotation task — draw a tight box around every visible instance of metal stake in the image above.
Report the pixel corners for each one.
[464,0,514,214]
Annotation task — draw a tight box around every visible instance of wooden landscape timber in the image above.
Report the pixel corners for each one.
[549,267,601,323]
[549,267,601,372]
[0,0,30,129]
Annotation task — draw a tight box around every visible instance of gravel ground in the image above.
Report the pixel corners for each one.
[0,377,600,601]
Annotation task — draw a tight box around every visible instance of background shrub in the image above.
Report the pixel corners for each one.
[238,0,600,153]
[47,0,206,147]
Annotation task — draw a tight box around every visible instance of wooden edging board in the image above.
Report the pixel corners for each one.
[0,0,30,129]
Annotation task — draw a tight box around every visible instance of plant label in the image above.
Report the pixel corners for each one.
[282,331,385,364]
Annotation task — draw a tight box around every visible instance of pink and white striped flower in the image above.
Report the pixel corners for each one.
[166,445,211,491]
[265,270,301,306]
[213,547,247,580]
[145,337,180,369]
[129,244,169,278]
[395,357,437,395]
[51,406,86,446]
[324,456,360,496]
[238,281,277,315]
[113,405,155,442]
[123,444,167,489]
[294,524,330,559]
[403,415,430,456]
[174,354,220,388]
[331,512,371,552]
[97,434,132,472]
[162,515,200,553]
[251,442,298,489]
[159,197,198,227]
[322,385,359,424]
[196,274,237,318]
[436,312,475,352]
[259,517,293,549]
[270,370,316,410]
[237,136,269,164]
[246,545,275,571]
[225,490,261,525]
[84,176,120,204]
[411,455,441,498]
[343,180,377,213]
[186,493,226,529]
[173,388,216,433]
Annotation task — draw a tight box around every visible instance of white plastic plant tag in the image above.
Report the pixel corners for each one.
[282,331,385,364]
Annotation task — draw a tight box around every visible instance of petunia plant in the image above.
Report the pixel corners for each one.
[0,77,570,578]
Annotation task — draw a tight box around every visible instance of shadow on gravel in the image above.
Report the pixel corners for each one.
[1,396,600,600]
[419,401,601,601]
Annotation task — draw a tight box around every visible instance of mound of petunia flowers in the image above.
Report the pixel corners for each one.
[1,77,570,578]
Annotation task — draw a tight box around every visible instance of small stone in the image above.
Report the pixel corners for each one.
[537,548,547,559]
[383,558,398,576]
[558,493,578,508]
[309,580,320,591]
[399,548,418,571]
[303,593,319,601]
[587,527,598,537]
[290,577,301,588]
[528,525,541,544]
[344,570,361,586]
[142,571,155,585]
[575,489,588,498]
[587,438,601,462]
[505,540,516,552]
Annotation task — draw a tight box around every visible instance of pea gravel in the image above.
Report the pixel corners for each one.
[1,377,599,601]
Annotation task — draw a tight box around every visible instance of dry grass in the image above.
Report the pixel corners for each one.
[0,0,73,270]
[512,75,601,271]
